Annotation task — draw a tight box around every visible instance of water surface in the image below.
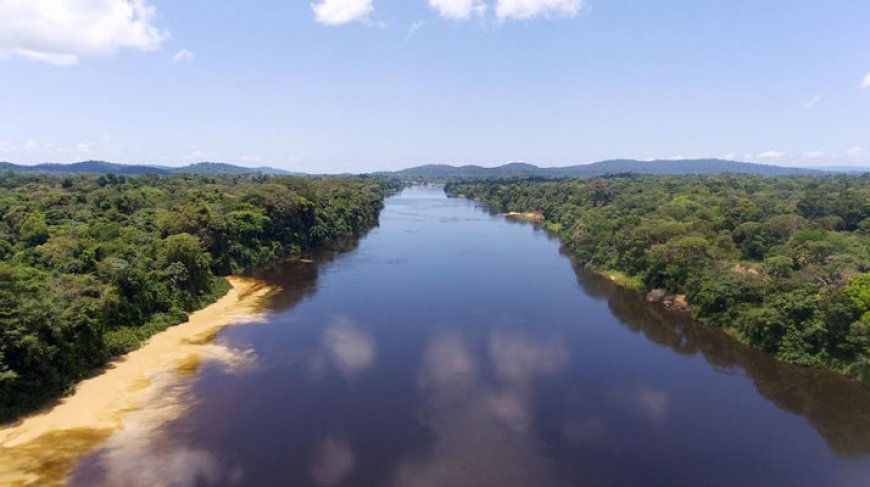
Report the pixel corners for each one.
[71,186,870,486]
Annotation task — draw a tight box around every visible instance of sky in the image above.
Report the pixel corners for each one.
[0,0,869,173]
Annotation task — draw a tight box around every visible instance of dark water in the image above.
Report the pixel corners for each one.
[72,186,870,486]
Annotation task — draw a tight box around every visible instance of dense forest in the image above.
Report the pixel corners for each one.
[0,172,392,420]
[447,175,870,381]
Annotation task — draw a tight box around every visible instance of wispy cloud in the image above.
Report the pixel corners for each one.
[803,96,820,109]
[862,73,870,88]
[0,139,41,154]
[0,0,168,66]
[173,48,195,64]
[428,0,487,20]
[846,146,864,157]
[406,21,426,39]
[756,150,786,159]
[311,0,374,26]
[495,0,584,21]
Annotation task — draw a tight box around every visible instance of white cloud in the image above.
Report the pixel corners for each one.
[802,150,825,158]
[311,0,373,26]
[495,0,584,21]
[406,21,425,39]
[0,0,168,66]
[428,0,487,20]
[803,96,820,109]
[186,149,219,161]
[173,48,194,64]
[722,153,737,160]
[846,146,864,157]
[862,73,870,88]
[757,150,786,159]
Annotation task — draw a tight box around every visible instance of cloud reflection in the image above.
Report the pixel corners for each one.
[69,372,244,487]
[418,332,478,392]
[310,315,377,378]
[310,434,356,486]
[487,332,569,432]
[562,416,608,445]
[608,386,671,424]
[95,445,224,487]
[393,330,570,487]
[488,332,569,387]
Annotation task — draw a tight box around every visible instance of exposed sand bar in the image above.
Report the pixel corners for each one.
[0,276,276,487]
[505,211,544,222]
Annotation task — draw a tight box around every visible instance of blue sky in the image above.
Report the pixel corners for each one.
[1,0,869,172]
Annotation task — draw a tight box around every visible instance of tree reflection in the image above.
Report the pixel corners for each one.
[574,267,870,456]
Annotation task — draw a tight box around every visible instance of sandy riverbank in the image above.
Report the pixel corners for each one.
[0,276,276,487]
[505,211,544,222]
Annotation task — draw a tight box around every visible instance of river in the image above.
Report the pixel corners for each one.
[68,185,870,486]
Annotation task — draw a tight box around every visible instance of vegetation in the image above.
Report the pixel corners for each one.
[447,175,870,381]
[0,172,390,420]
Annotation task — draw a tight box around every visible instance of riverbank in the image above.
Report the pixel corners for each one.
[0,276,276,487]
[505,211,544,222]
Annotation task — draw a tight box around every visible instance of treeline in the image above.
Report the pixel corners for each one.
[0,172,392,420]
[447,175,870,381]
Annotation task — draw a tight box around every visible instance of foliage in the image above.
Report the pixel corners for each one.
[0,172,388,420]
[448,174,870,380]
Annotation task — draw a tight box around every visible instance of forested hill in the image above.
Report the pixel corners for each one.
[0,160,292,176]
[447,175,870,381]
[0,173,391,420]
[384,159,863,181]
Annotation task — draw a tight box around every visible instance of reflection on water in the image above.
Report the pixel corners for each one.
[69,370,244,487]
[578,270,870,456]
[309,316,377,378]
[311,434,356,486]
[67,186,870,486]
[393,330,569,487]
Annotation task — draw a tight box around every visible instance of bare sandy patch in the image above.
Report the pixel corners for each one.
[505,211,544,222]
[0,276,277,487]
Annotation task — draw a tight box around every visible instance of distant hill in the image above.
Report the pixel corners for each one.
[383,159,849,181]
[390,162,543,180]
[0,160,292,176]
[808,165,870,174]
[168,162,291,175]
[3,158,865,180]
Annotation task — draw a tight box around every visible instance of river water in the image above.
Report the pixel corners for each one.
[70,185,870,486]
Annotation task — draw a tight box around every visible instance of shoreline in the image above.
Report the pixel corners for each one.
[504,211,544,222]
[0,276,276,487]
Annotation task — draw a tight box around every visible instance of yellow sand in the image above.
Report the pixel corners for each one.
[505,211,544,222]
[0,276,276,487]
